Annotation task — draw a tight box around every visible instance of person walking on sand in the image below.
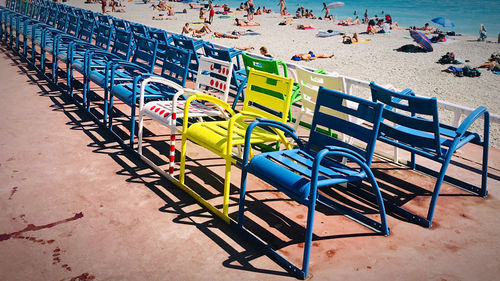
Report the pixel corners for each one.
[101,0,107,13]
[279,0,287,17]
[322,3,330,18]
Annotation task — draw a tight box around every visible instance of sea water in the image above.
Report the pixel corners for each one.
[211,0,500,38]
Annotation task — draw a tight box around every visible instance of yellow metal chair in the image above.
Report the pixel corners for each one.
[179,68,294,220]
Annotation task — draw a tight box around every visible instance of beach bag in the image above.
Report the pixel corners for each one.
[438,52,457,64]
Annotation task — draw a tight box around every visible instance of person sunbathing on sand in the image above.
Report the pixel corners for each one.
[279,17,293,25]
[214,32,240,39]
[182,23,212,37]
[297,24,313,30]
[291,51,333,61]
[189,3,202,9]
[415,23,436,32]
[235,46,255,51]
[342,32,359,44]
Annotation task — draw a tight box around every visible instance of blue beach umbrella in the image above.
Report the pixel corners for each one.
[431,17,455,28]
[409,30,433,52]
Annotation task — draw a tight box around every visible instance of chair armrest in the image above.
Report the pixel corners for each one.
[456,106,489,136]
[242,118,303,166]
[182,93,236,133]
[311,147,372,188]
[138,75,184,114]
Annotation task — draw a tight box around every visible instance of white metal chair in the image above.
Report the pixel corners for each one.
[137,56,233,175]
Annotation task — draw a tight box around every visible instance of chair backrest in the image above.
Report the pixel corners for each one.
[110,28,133,60]
[78,18,94,43]
[241,52,288,77]
[148,28,172,67]
[308,87,384,165]
[295,66,346,118]
[74,8,84,18]
[202,44,241,86]
[94,23,112,50]
[129,22,149,40]
[97,14,111,25]
[54,10,67,31]
[369,82,442,157]
[131,35,158,73]
[159,45,191,87]
[83,10,95,21]
[66,13,80,37]
[195,56,233,102]
[243,68,294,123]
[172,34,203,72]
[46,8,58,26]
[112,18,129,31]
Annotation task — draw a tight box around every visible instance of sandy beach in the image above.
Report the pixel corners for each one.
[60,1,500,146]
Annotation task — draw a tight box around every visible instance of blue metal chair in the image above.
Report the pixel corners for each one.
[238,86,389,279]
[171,34,204,79]
[369,82,490,227]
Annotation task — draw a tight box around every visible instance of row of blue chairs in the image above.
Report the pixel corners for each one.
[0,0,490,279]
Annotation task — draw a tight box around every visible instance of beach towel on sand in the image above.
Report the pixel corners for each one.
[352,40,371,44]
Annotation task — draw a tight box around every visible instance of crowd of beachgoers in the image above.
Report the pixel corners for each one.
[64,0,500,145]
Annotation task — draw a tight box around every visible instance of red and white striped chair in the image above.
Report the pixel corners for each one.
[137,56,233,176]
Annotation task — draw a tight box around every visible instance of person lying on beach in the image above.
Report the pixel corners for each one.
[214,32,240,39]
[182,23,212,36]
[291,51,333,61]
[260,46,273,58]
[322,15,334,21]
[297,24,313,30]
[189,3,202,9]
[235,46,255,51]
[477,61,499,71]
[234,18,258,26]
[338,17,360,26]
[342,32,359,44]
[415,23,436,32]
[430,33,447,43]
[279,17,293,25]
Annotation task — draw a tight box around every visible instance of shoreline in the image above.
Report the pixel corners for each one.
[63,1,500,146]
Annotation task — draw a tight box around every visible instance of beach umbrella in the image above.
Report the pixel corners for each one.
[326,2,344,9]
[409,30,433,52]
[431,17,455,28]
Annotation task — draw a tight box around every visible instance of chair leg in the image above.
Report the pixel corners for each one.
[223,159,231,217]
[426,157,451,227]
[179,135,188,184]
[129,106,136,148]
[169,133,176,175]
[480,118,489,197]
[301,200,317,278]
[238,166,248,224]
